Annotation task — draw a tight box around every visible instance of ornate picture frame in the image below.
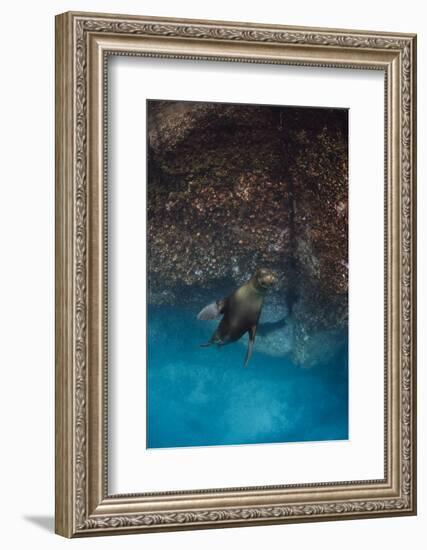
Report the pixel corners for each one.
[55,11,417,537]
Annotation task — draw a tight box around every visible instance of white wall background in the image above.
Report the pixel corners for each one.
[0,1,424,548]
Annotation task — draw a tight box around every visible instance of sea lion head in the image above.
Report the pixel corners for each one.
[252,268,278,291]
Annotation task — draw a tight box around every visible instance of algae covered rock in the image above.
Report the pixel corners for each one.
[147,100,348,366]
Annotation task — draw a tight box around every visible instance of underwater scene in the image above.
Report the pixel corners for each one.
[147,99,349,448]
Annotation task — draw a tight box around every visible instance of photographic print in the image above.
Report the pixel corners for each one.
[147,99,349,449]
[56,13,417,536]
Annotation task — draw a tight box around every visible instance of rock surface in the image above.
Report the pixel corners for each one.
[147,100,348,365]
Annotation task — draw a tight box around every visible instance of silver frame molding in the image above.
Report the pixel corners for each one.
[55,11,417,538]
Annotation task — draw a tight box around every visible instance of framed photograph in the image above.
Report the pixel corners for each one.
[55,11,417,537]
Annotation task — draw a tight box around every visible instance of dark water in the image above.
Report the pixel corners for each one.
[147,305,348,448]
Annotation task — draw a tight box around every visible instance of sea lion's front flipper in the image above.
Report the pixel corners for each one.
[257,317,287,336]
[197,298,227,320]
[243,325,257,368]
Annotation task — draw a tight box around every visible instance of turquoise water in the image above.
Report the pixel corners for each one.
[147,305,348,448]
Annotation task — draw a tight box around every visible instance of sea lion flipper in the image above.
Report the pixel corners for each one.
[257,317,287,336]
[243,325,257,368]
[197,298,227,320]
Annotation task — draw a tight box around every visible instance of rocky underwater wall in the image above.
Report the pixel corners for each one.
[147,100,348,367]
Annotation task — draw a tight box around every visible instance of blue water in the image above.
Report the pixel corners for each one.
[147,305,348,448]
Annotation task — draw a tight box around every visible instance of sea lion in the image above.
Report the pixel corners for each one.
[197,268,278,367]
